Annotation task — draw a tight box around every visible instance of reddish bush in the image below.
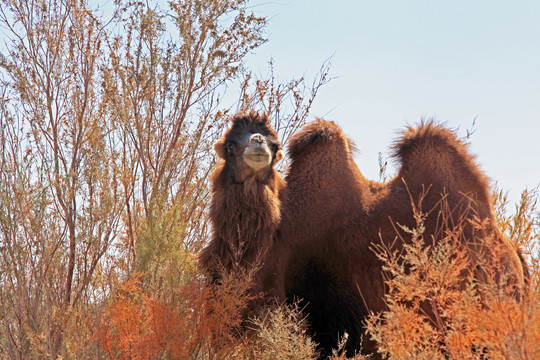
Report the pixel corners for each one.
[366,190,540,359]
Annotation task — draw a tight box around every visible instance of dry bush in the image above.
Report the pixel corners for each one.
[0,0,330,358]
[97,273,196,359]
[248,304,318,360]
[326,334,370,360]
[493,187,540,287]
[97,269,325,360]
[366,188,540,360]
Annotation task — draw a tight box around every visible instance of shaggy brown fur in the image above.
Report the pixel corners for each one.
[198,111,285,287]
[273,120,527,358]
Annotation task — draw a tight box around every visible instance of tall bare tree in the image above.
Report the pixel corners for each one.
[0,0,329,358]
[0,0,125,357]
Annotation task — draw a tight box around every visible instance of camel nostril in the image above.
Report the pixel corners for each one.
[250,134,265,145]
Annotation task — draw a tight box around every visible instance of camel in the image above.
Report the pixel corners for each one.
[199,112,527,358]
[198,111,285,292]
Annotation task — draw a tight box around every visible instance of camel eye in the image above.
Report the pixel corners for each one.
[225,142,235,154]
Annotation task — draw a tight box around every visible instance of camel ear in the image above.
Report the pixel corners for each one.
[275,149,284,162]
[214,139,226,159]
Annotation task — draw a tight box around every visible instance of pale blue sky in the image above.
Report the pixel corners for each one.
[2,1,538,204]
[247,0,540,204]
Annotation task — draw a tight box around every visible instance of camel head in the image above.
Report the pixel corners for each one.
[214,111,284,183]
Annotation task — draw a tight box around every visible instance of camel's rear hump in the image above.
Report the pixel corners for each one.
[392,121,492,213]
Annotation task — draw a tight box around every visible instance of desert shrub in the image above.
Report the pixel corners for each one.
[366,188,540,360]
[248,304,318,360]
[96,271,255,359]
[96,269,327,360]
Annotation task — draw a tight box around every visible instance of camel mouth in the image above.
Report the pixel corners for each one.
[243,151,272,170]
[245,151,269,158]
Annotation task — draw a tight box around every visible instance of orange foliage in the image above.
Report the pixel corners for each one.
[461,293,540,359]
[97,274,189,359]
[96,270,259,359]
[366,189,540,360]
